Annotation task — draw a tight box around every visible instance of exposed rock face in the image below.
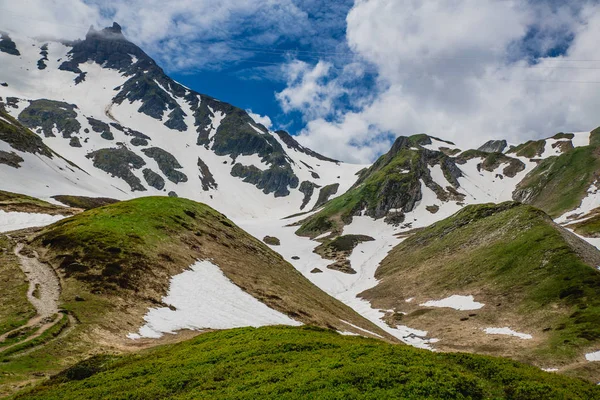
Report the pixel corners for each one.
[263,236,280,246]
[351,136,463,219]
[87,118,113,141]
[275,130,339,163]
[69,137,82,148]
[478,140,507,153]
[299,181,319,210]
[313,184,339,209]
[86,147,146,191]
[141,147,187,184]
[231,163,299,197]
[18,99,81,138]
[0,107,54,157]
[143,168,165,190]
[197,157,217,191]
[37,44,48,70]
[0,32,19,56]
[455,150,525,178]
[0,150,24,168]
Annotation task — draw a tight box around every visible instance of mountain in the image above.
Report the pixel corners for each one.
[2,22,600,396]
[0,25,361,220]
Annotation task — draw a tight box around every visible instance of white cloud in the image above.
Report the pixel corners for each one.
[281,0,600,163]
[246,110,273,129]
[275,60,348,120]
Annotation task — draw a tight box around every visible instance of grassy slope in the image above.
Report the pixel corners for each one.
[0,190,71,215]
[32,197,386,336]
[513,145,600,217]
[361,203,600,370]
[16,326,600,400]
[0,197,394,395]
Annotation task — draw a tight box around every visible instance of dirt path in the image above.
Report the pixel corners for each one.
[0,243,62,349]
[13,243,60,318]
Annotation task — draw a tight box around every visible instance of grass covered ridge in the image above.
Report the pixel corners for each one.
[361,202,600,376]
[31,196,391,339]
[513,146,600,217]
[16,326,600,400]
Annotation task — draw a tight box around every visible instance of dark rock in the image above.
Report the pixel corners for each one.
[197,157,217,191]
[299,181,319,210]
[231,163,299,197]
[168,191,178,198]
[478,140,507,153]
[130,137,148,146]
[18,99,81,138]
[0,83,7,87]
[0,107,53,157]
[143,168,165,190]
[310,268,323,273]
[86,147,146,191]
[37,44,49,70]
[74,295,85,302]
[0,150,24,168]
[142,147,187,183]
[313,183,339,209]
[263,236,280,246]
[311,171,320,179]
[291,256,300,260]
[69,137,82,147]
[87,117,113,140]
[0,31,20,56]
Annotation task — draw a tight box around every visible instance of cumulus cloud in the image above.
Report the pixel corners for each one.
[246,110,273,129]
[280,0,600,163]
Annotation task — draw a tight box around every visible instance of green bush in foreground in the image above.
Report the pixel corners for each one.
[16,326,599,400]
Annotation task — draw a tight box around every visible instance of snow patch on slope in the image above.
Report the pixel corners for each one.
[420,295,484,311]
[128,260,301,339]
[0,210,65,232]
[483,327,532,340]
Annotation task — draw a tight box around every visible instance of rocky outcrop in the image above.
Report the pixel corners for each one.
[275,130,339,163]
[478,140,507,153]
[18,99,81,138]
[231,163,299,197]
[0,150,24,168]
[0,107,54,157]
[87,118,113,140]
[86,147,146,191]
[197,157,217,191]
[299,181,319,210]
[141,147,187,184]
[313,183,339,209]
[0,32,19,56]
[142,168,165,190]
[37,44,48,70]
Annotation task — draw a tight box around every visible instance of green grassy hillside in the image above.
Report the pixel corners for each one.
[0,196,392,396]
[15,326,600,400]
[513,145,600,217]
[361,202,600,378]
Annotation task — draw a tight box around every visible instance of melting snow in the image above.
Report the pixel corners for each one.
[128,260,301,339]
[586,351,600,361]
[420,295,484,311]
[0,210,65,232]
[483,327,532,339]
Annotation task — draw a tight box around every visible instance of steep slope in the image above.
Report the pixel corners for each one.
[360,202,600,380]
[15,326,599,400]
[296,134,531,238]
[0,197,392,395]
[513,130,600,218]
[0,26,361,219]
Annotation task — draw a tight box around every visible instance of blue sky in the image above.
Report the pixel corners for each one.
[3,0,600,163]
